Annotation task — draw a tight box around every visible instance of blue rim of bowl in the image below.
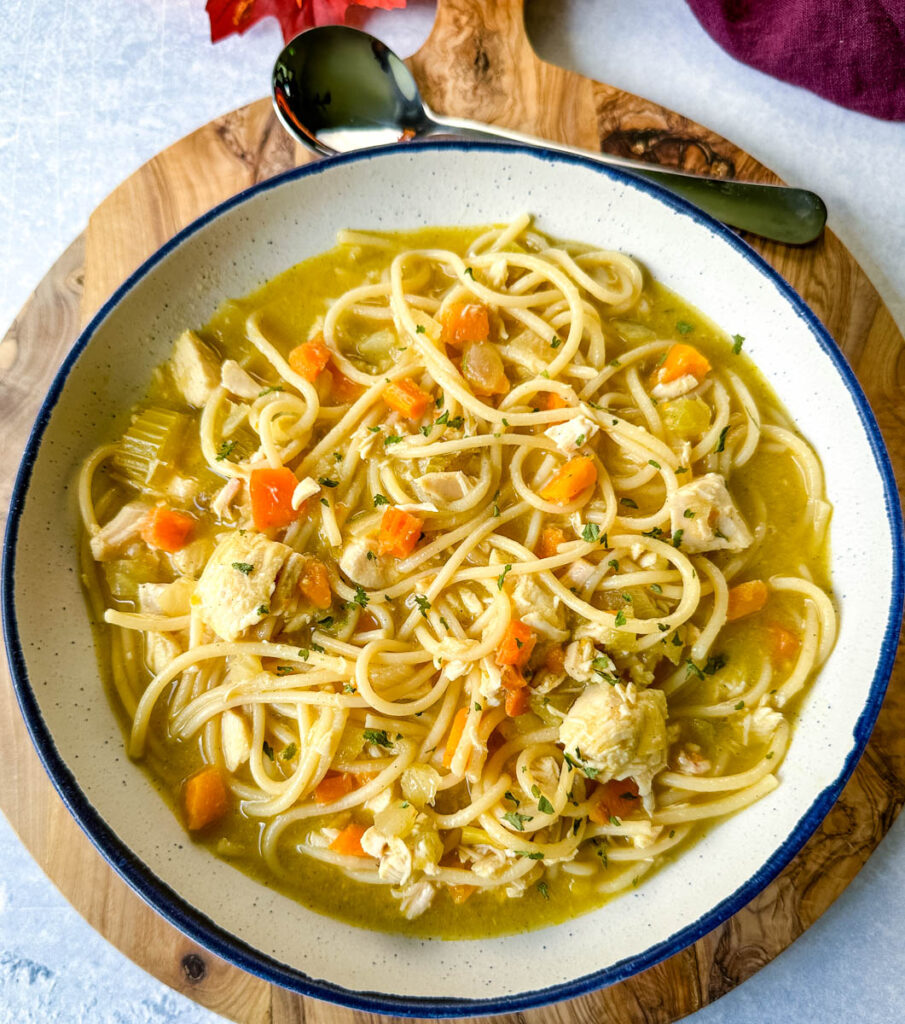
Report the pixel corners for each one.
[3,140,903,1018]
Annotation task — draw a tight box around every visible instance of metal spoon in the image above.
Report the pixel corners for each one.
[272,26,826,245]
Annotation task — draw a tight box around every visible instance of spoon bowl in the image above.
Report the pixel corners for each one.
[272,26,827,245]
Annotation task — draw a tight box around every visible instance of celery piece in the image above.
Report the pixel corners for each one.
[113,406,187,487]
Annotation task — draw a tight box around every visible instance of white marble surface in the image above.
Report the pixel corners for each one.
[0,1,903,1021]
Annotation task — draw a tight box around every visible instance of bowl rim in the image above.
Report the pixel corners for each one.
[2,140,903,1018]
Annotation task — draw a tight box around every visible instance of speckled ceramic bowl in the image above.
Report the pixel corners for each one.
[4,144,903,1017]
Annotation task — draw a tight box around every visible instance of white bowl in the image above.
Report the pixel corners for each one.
[3,143,903,1017]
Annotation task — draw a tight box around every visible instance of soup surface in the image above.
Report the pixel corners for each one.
[80,219,835,937]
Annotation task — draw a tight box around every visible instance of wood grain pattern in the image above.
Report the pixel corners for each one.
[1,0,903,1021]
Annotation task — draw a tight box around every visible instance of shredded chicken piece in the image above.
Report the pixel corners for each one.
[668,473,753,553]
[89,502,150,561]
[220,359,261,400]
[169,330,219,407]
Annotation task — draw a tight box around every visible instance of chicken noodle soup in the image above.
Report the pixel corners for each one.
[79,218,835,936]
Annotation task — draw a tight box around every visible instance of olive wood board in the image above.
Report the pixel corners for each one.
[1,1,904,1022]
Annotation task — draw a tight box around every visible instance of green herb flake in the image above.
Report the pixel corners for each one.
[650,583,663,593]
[414,595,431,617]
[538,795,554,815]
[215,440,237,461]
[497,564,512,591]
[503,811,532,832]
[582,522,601,543]
[684,508,696,518]
[685,659,705,680]
[614,609,627,627]
[732,333,745,354]
[310,642,325,653]
[298,648,309,661]
[648,459,661,469]
[281,743,297,760]
[319,477,338,488]
[363,729,393,749]
[703,653,728,675]
[609,358,622,367]
[258,385,284,396]
[464,267,475,279]
[373,493,389,507]
[672,529,684,548]
[536,880,550,900]
[474,702,482,712]
[368,425,382,433]
[415,324,426,334]
[262,741,274,760]
[676,321,694,335]
[715,426,730,453]
[620,497,638,509]
[257,605,270,616]
[343,683,356,693]
[517,849,545,860]
[384,435,403,446]
[608,558,619,570]
[232,562,254,575]
[550,337,562,349]
[734,700,745,711]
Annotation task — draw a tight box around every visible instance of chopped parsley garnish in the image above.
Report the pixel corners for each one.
[703,653,728,675]
[537,795,555,815]
[343,683,356,693]
[262,741,274,760]
[685,659,705,680]
[516,850,545,859]
[676,320,694,335]
[575,434,585,447]
[318,615,334,630]
[536,881,550,900]
[672,529,684,548]
[384,434,403,446]
[215,440,237,461]
[232,562,254,575]
[608,559,619,570]
[732,333,745,354]
[464,267,475,279]
[609,358,622,367]
[614,609,627,627]
[505,791,520,805]
[675,466,688,474]
[609,814,622,826]
[352,585,369,608]
[373,493,389,506]
[257,605,270,616]
[648,459,661,469]
[492,503,501,517]
[435,409,449,426]
[368,425,382,433]
[363,729,393,749]
[581,523,601,543]
[310,642,325,653]
[439,615,450,630]
[420,425,432,437]
[298,648,309,661]
[319,477,339,488]
[649,583,663,593]
[715,426,729,453]
[620,497,638,509]
[734,701,745,710]
[497,564,512,590]
[658,622,669,632]
[415,324,426,334]
[414,595,431,617]
[334,452,343,461]
[281,743,297,760]
[258,385,284,396]
[320,497,328,506]
[550,337,562,349]
[684,508,696,518]
[622,592,633,603]
[474,702,482,712]
[503,811,532,832]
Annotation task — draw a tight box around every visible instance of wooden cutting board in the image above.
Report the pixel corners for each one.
[2,2,904,1021]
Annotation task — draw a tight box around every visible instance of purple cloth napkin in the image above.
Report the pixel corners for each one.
[685,0,905,121]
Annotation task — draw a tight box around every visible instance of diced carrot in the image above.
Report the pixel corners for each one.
[329,822,370,857]
[331,369,364,404]
[378,507,424,558]
[441,302,490,347]
[538,456,597,504]
[443,707,469,768]
[726,579,769,621]
[142,506,194,553]
[299,557,332,609]
[496,620,537,669]
[384,379,432,420]
[657,343,711,385]
[540,391,569,411]
[448,884,478,904]
[183,766,229,831]
[536,526,567,559]
[288,334,331,381]
[588,778,641,824]
[501,665,530,715]
[767,622,800,664]
[315,772,357,805]
[543,646,565,675]
[505,687,531,717]
[249,466,299,530]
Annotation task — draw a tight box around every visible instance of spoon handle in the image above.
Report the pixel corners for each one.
[427,112,826,246]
